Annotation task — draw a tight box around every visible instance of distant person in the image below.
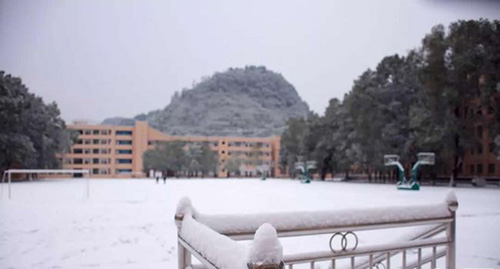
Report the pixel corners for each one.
[163,173,167,184]
[155,171,162,184]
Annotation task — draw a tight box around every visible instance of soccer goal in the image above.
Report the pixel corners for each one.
[1,169,90,199]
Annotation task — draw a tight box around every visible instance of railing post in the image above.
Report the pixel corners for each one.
[175,197,194,269]
[247,223,284,269]
[446,192,458,269]
[175,213,191,269]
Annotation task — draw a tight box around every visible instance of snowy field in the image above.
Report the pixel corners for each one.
[1,178,499,269]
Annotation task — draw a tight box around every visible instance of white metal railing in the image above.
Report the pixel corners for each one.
[175,192,458,269]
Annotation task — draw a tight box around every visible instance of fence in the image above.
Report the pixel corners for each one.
[175,193,458,269]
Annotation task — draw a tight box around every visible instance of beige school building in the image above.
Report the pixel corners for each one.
[61,121,283,178]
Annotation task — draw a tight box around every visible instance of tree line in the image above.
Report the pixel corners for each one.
[143,142,270,177]
[143,141,218,177]
[280,19,500,185]
[0,71,74,174]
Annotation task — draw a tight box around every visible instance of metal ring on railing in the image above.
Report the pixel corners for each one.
[374,262,386,269]
[329,231,359,253]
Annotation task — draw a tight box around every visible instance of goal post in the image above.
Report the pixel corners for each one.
[1,169,90,200]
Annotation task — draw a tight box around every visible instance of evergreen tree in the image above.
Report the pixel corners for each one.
[0,71,68,173]
[416,20,500,185]
[280,19,500,184]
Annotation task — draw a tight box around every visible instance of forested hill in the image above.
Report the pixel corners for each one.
[105,66,310,137]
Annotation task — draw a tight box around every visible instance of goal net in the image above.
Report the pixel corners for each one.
[1,169,90,199]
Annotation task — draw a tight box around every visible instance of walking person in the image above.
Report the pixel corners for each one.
[155,171,161,184]
[163,172,167,184]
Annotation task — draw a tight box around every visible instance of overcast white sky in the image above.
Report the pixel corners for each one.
[1,0,499,123]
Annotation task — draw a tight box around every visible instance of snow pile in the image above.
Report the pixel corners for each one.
[198,200,454,235]
[176,197,197,217]
[248,223,283,265]
[445,191,458,210]
[179,214,248,269]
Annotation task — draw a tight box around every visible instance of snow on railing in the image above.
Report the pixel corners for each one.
[175,198,284,269]
[175,192,458,269]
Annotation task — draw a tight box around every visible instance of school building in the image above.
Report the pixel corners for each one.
[61,121,283,178]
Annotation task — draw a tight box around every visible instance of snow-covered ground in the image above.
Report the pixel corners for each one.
[1,178,499,269]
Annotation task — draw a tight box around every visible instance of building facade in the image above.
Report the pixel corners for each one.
[61,121,283,178]
[455,95,500,179]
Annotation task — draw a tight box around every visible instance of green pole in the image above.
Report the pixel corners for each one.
[411,161,421,184]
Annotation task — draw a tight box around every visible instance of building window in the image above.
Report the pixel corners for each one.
[84,130,91,135]
[84,139,91,145]
[93,139,99,145]
[73,148,83,154]
[490,142,495,153]
[100,159,110,164]
[73,158,83,164]
[117,149,133,154]
[477,126,483,139]
[477,164,483,175]
[488,106,494,115]
[92,168,99,175]
[116,159,132,164]
[93,130,100,135]
[117,140,132,145]
[478,144,483,154]
[222,141,225,145]
[471,148,474,155]
[77,130,83,135]
[488,163,496,174]
[116,130,133,135]
[100,148,110,154]
[116,169,132,174]
[75,139,83,145]
[63,158,72,164]
[100,168,109,175]
[93,158,99,164]
[83,149,91,154]
[101,130,109,135]
[84,158,91,164]
[470,165,474,174]
[93,148,99,154]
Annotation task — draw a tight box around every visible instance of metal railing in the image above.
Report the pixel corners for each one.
[175,193,458,269]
